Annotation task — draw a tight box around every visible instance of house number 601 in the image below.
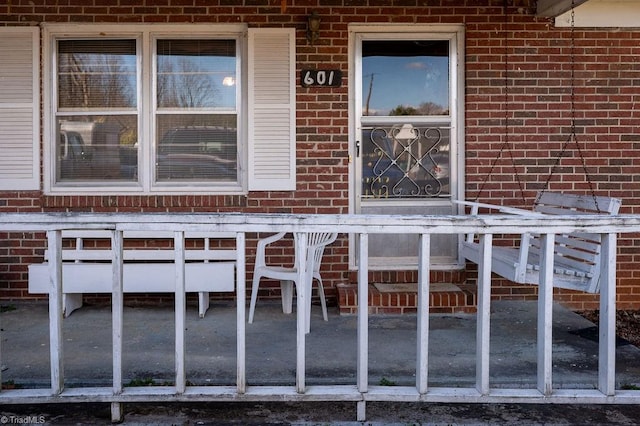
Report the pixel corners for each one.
[301,69,342,87]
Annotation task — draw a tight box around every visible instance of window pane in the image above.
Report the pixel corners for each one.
[56,116,138,182]
[156,115,237,182]
[362,40,449,116]
[58,40,137,109]
[157,39,236,109]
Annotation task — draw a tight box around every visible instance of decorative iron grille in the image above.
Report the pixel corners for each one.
[362,124,450,198]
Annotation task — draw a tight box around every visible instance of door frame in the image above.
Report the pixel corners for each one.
[347,24,466,270]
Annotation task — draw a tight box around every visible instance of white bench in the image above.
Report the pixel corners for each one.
[456,192,621,293]
[28,230,236,317]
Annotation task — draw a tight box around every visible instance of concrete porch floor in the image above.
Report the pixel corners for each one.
[1,300,639,391]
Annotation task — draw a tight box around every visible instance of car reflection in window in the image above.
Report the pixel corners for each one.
[58,130,93,179]
[156,127,237,182]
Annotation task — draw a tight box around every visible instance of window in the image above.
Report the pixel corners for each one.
[44,24,296,194]
[56,39,138,182]
[155,39,237,183]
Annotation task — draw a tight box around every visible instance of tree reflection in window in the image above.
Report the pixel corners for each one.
[156,39,236,110]
[57,39,136,109]
[362,40,450,117]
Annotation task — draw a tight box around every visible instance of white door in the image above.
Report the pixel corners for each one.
[350,27,464,269]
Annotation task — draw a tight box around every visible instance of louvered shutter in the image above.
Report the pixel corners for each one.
[247,28,296,191]
[0,27,39,190]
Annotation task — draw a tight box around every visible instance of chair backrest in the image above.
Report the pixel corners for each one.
[305,232,338,274]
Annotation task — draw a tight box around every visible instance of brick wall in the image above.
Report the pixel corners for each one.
[1,0,639,310]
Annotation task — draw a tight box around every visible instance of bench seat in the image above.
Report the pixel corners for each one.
[28,230,236,317]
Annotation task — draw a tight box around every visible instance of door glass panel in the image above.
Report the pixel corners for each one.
[361,204,457,266]
[361,40,449,116]
[362,123,450,199]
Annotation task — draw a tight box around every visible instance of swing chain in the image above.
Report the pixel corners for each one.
[570,5,577,137]
[535,1,601,212]
[474,0,526,204]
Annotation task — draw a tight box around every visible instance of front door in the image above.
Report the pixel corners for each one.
[350,26,464,269]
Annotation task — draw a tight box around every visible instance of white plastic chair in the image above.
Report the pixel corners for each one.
[248,232,337,332]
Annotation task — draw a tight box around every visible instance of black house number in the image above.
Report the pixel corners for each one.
[301,69,342,87]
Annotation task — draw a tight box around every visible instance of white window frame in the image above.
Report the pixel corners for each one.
[43,23,248,195]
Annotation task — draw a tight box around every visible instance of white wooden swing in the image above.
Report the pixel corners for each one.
[456,3,621,294]
[457,192,621,294]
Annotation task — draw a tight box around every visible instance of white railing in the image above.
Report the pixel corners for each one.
[1,212,640,422]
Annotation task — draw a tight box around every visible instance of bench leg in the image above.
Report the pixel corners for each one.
[63,294,83,317]
[198,292,210,318]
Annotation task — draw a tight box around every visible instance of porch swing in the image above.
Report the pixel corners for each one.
[455,1,621,294]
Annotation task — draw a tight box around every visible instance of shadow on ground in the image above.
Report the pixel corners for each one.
[1,401,640,425]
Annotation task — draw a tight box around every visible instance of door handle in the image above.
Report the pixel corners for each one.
[355,140,360,157]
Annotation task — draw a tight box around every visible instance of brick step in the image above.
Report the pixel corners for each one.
[337,282,477,315]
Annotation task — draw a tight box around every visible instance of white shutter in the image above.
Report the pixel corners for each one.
[0,27,40,190]
[248,28,296,191]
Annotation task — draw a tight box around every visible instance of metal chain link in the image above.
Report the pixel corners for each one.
[535,1,601,212]
[474,0,526,204]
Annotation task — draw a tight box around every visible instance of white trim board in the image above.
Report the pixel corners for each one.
[555,0,640,27]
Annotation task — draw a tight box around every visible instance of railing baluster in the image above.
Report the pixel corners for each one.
[537,233,555,396]
[416,233,430,394]
[295,232,307,393]
[112,230,124,395]
[111,229,124,422]
[599,232,617,396]
[236,232,246,394]
[47,230,64,395]
[357,233,369,422]
[174,231,186,394]
[476,233,492,395]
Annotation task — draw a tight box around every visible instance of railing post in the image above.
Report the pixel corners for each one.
[476,233,492,395]
[47,230,64,395]
[537,233,555,396]
[236,232,246,394]
[598,232,617,396]
[357,232,369,422]
[174,231,186,394]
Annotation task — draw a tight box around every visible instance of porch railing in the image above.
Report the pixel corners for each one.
[1,212,640,422]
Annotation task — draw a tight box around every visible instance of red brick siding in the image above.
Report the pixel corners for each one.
[1,0,639,310]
